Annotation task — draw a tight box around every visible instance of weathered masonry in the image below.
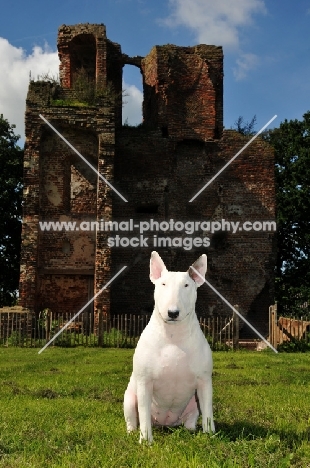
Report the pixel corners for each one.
[19,23,275,336]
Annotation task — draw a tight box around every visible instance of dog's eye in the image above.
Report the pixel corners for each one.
[185,283,189,287]
[162,283,166,286]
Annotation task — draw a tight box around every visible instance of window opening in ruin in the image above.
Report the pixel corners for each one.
[210,231,228,250]
[135,203,159,214]
[161,126,169,138]
[62,240,71,254]
[69,34,96,87]
[70,154,97,214]
[122,65,143,126]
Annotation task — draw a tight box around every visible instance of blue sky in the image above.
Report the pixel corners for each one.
[1,0,310,143]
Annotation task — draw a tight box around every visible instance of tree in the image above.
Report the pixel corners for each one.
[265,111,310,315]
[0,115,23,306]
[233,115,257,136]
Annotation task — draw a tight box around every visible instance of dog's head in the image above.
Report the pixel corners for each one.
[149,251,207,324]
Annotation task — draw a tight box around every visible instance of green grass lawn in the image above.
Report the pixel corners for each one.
[0,348,309,467]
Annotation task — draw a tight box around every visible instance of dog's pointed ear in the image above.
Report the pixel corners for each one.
[188,254,207,287]
[150,251,167,283]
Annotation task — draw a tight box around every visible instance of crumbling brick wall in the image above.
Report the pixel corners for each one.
[112,128,275,335]
[19,23,275,336]
[19,77,115,320]
[58,23,107,89]
[141,45,223,140]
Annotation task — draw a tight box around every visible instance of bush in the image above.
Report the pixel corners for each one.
[277,337,310,353]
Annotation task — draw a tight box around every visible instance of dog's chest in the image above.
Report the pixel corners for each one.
[153,343,197,383]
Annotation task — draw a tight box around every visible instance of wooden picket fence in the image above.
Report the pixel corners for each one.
[0,306,237,350]
[3,304,310,351]
[269,303,310,348]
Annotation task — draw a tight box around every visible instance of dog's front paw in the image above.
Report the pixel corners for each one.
[202,418,215,434]
[126,423,137,433]
[139,432,153,445]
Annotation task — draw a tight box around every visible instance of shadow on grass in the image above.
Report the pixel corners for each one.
[214,420,310,446]
[149,420,310,449]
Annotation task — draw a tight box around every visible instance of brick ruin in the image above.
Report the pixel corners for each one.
[19,23,276,336]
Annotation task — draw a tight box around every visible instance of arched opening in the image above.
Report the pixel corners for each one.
[122,65,143,126]
[69,34,96,87]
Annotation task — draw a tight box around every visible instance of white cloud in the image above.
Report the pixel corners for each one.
[0,38,59,143]
[162,0,267,50]
[122,82,143,126]
[233,52,259,80]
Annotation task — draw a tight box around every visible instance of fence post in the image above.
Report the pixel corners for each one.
[233,305,239,350]
[273,303,278,348]
[46,310,52,343]
[98,308,103,347]
[270,304,274,348]
[269,305,273,347]
[269,303,277,349]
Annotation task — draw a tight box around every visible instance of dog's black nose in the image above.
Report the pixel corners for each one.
[168,310,179,319]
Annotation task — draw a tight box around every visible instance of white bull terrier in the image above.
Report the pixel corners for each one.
[123,251,215,443]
